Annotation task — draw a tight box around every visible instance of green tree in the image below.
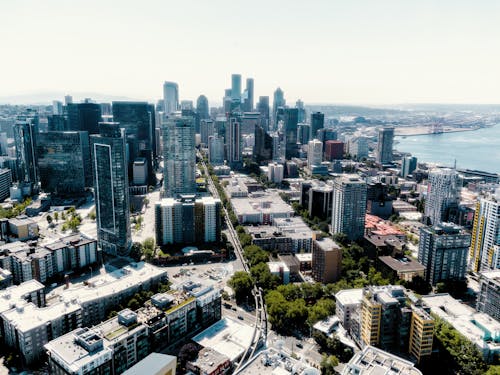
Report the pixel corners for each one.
[250,262,280,290]
[228,271,254,304]
[46,215,53,224]
[54,211,59,221]
[320,355,339,375]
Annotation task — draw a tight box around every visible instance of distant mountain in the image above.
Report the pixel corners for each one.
[0,91,146,105]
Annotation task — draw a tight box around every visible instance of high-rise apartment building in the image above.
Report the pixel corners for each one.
[14,113,39,194]
[90,122,131,255]
[162,116,196,197]
[272,88,285,130]
[37,131,91,195]
[163,81,179,114]
[253,124,273,164]
[200,119,215,146]
[267,163,284,184]
[324,140,344,161]
[401,156,417,178]
[208,134,225,166]
[359,285,433,363]
[425,168,460,225]
[0,169,12,202]
[226,116,242,169]
[376,127,394,165]
[331,174,367,241]
[476,270,500,321]
[310,112,324,140]
[65,100,102,134]
[307,139,323,170]
[469,190,500,271]
[312,237,342,283]
[112,101,155,184]
[283,108,298,159]
[155,195,221,245]
[231,73,242,102]
[418,223,470,285]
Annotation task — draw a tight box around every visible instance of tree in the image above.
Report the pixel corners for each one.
[320,355,339,375]
[54,211,59,221]
[127,298,140,310]
[178,343,200,368]
[250,262,280,290]
[228,271,254,304]
[142,237,156,261]
[130,242,143,262]
[46,215,53,224]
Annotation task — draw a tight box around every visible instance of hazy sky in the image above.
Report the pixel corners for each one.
[1,0,499,105]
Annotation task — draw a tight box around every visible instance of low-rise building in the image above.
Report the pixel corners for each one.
[267,261,290,284]
[477,270,500,321]
[231,191,294,224]
[186,347,231,375]
[295,252,312,272]
[123,353,177,375]
[377,256,425,282]
[335,288,363,330]
[8,215,38,240]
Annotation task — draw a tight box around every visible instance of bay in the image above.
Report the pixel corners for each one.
[395,125,500,174]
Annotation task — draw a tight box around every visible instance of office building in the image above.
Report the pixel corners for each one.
[272,87,285,130]
[226,116,242,169]
[0,168,12,202]
[476,270,500,321]
[283,108,299,159]
[256,96,270,131]
[196,95,210,121]
[112,101,155,184]
[376,127,394,165]
[307,139,323,171]
[163,81,179,114]
[422,293,500,363]
[90,122,131,256]
[348,136,369,160]
[242,78,254,112]
[37,131,91,195]
[52,100,63,115]
[331,174,367,241]
[310,112,324,140]
[324,140,344,161]
[359,285,433,362]
[132,158,148,186]
[208,134,224,165]
[418,223,470,285]
[425,168,460,225]
[342,346,423,375]
[312,237,342,283]
[240,112,259,135]
[300,181,333,220]
[200,119,215,146]
[14,114,39,194]
[253,124,273,164]
[231,74,242,102]
[267,163,284,184]
[66,101,102,134]
[48,114,67,131]
[401,156,417,178]
[469,190,500,271]
[297,123,310,145]
[162,116,196,197]
[155,196,221,245]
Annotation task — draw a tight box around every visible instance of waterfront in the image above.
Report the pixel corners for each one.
[395,124,500,174]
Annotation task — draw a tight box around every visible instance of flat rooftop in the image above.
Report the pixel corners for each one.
[192,317,254,362]
[314,237,341,252]
[378,256,425,273]
[189,347,229,374]
[335,288,363,306]
[343,346,422,375]
[0,279,45,314]
[123,353,176,375]
[295,253,312,262]
[237,348,319,375]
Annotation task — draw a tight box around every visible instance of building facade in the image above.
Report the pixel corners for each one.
[376,127,394,165]
[425,168,460,225]
[476,270,500,321]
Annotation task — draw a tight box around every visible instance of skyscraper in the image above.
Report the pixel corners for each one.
[401,156,417,178]
[296,99,306,123]
[376,127,394,165]
[272,87,285,130]
[90,122,131,255]
[244,78,254,112]
[256,96,270,131]
[283,108,299,159]
[200,119,215,146]
[196,95,210,120]
[253,124,273,164]
[310,112,324,140]
[208,134,225,165]
[112,101,155,185]
[37,131,91,195]
[425,168,460,225]
[14,113,39,194]
[469,189,500,271]
[307,139,323,170]
[226,116,242,169]
[418,223,470,285]
[231,74,242,102]
[65,100,102,134]
[162,116,196,197]
[163,81,179,114]
[476,270,500,321]
[331,174,367,241]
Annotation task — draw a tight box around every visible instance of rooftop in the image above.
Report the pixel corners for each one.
[0,279,45,314]
[188,347,229,374]
[335,288,363,306]
[365,214,404,236]
[123,353,176,375]
[480,269,500,283]
[237,348,319,375]
[314,237,341,252]
[378,256,425,273]
[295,253,312,262]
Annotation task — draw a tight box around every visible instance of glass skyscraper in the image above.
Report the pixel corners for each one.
[283,108,299,159]
[90,122,131,256]
[14,113,39,193]
[163,81,179,114]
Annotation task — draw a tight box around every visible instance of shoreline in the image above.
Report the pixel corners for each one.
[394,127,482,137]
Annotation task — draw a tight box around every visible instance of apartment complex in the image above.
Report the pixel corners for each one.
[311,237,342,283]
[476,270,500,321]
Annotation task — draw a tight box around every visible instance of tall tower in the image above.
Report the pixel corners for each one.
[376,127,394,165]
[331,174,367,241]
[163,81,179,114]
[196,95,210,120]
[307,139,323,170]
[162,116,196,197]
[14,113,39,194]
[272,88,285,130]
[310,112,325,140]
[244,78,254,112]
[256,96,270,131]
[401,156,417,178]
[226,116,242,169]
[65,100,102,134]
[425,168,460,225]
[283,108,299,159]
[418,223,470,285]
[90,122,131,255]
[469,190,500,271]
[231,74,242,102]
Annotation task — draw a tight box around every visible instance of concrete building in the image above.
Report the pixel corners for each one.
[335,288,363,330]
[208,134,225,166]
[376,127,394,165]
[312,237,342,283]
[331,174,367,241]
[0,168,12,202]
[324,140,344,161]
[123,353,176,375]
[422,293,500,363]
[226,116,242,169]
[300,180,333,221]
[307,139,323,171]
[418,223,470,285]
[200,119,215,146]
[230,191,294,224]
[401,156,417,178]
[377,256,425,282]
[155,195,221,245]
[469,190,500,271]
[348,136,369,160]
[8,215,38,240]
[342,346,423,375]
[425,168,460,225]
[267,261,290,284]
[476,270,500,321]
[267,162,284,184]
[186,347,230,375]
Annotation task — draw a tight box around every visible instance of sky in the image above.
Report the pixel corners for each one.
[1,0,499,105]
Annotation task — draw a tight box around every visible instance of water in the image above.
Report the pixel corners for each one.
[395,125,500,174]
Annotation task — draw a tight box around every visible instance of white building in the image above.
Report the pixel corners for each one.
[267,162,284,184]
[335,288,363,330]
[425,168,460,225]
[267,261,290,284]
[477,270,500,322]
[307,138,323,171]
[208,134,225,165]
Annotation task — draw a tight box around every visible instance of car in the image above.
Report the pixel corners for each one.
[237,315,244,320]
[231,307,237,311]
[296,343,303,348]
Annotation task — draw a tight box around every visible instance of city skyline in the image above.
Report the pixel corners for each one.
[1,0,500,105]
